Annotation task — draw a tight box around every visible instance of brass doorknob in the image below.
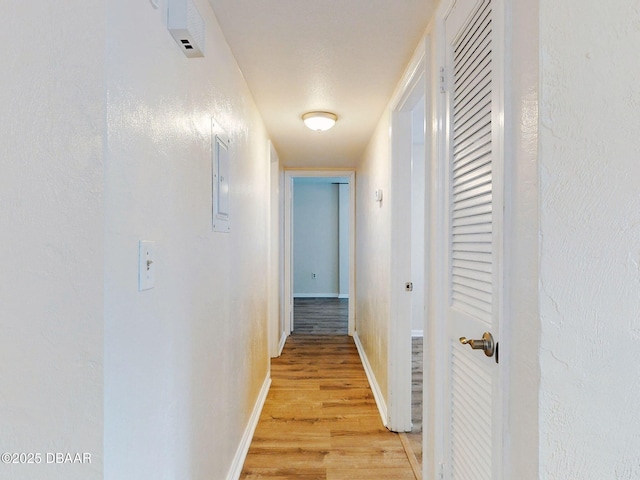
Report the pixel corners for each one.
[459,332,495,357]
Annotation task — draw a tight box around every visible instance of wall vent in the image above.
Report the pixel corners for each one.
[167,0,205,58]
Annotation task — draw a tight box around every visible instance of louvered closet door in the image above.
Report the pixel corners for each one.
[443,0,502,478]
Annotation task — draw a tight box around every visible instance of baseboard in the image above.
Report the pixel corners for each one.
[411,330,424,338]
[277,331,287,357]
[353,332,388,427]
[226,373,272,480]
[293,293,339,298]
[338,294,349,299]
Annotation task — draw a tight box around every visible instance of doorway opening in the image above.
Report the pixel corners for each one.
[283,170,356,339]
[388,41,428,477]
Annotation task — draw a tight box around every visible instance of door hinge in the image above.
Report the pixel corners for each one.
[439,462,445,480]
[439,66,447,93]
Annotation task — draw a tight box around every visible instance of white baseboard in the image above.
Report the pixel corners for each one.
[338,294,349,299]
[226,373,272,480]
[411,330,424,338]
[293,293,339,298]
[277,331,287,357]
[353,332,388,427]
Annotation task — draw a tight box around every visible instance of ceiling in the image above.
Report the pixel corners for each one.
[208,0,435,168]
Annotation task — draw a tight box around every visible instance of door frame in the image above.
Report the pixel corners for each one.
[388,42,429,432]
[283,169,356,336]
[427,0,509,478]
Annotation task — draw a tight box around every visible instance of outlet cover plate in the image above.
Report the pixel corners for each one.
[139,241,156,291]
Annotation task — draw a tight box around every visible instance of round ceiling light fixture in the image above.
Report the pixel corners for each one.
[302,111,337,132]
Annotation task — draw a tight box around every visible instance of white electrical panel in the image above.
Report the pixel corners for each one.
[167,0,205,58]
[212,118,231,233]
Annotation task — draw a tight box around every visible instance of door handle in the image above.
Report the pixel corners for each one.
[459,332,495,357]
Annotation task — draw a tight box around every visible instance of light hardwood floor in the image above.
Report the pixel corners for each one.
[240,298,420,479]
[240,334,417,479]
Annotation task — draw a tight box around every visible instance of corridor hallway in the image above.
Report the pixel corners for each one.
[239,334,417,479]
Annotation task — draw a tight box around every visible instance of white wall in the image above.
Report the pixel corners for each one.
[0,2,105,479]
[104,1,270,479]
[356,108,393,403]
[539,1,640,478]
[293,181,340,296]
[269,144,285,357]
[504,0,540,478]
[356,37,429,422]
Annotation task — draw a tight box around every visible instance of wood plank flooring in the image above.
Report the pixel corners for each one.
[404,337,423,467]
[293,298,348,335]
[240,334,416,479]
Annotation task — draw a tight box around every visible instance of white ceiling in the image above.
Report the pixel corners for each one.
[208,0,435,168]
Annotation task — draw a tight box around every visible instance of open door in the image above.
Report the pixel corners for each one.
[439,0,504,478]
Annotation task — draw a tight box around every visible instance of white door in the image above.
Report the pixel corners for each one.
[442,0,503,478]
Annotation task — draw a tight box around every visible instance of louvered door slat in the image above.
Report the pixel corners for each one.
[453,266,492,284]
[452,249,491,264]
[455,33,491,90]
[455,65,491,110]
[453,231,493,244]
[454,94,491,139]
[450,0,493,323]
[453,145,492,177]
[454,162,492,191]
[451,342,492,479]
[456,41,491,92]
[455,52,492,109]
[452,284,491,307]
[453,2,492,74]
[452,203,491,221]
[453,182,491,203]
[453,123,491,160]
[452,274,492,294]
[451,293,492,320]
[452,212,492,228]
[452,258,493,273]
[454,75,491,123]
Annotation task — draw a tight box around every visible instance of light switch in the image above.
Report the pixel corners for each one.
[139,241,156,291]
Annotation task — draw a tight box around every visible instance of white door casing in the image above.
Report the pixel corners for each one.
[283,170,357,336]
[388,46,427,433]
[438,0,505,478]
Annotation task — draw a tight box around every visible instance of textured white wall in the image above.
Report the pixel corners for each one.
[104,0,270,479]
[504,0,540,477]
[539,1,640,478]
[0,2,105,479]
[356,109,393,401]
[293,182,340,296]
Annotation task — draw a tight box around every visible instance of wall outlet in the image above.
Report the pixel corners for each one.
[312,273,317,279]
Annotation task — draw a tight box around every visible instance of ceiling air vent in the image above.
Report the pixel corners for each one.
[167,0,205,58]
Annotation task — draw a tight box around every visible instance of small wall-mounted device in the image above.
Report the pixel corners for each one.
[139,240,156,291]
[167,0,205,58]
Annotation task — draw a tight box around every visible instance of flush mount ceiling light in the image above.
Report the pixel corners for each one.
[302,111,337,132]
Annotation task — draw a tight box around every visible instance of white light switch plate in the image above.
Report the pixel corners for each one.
[139,241,156,291]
